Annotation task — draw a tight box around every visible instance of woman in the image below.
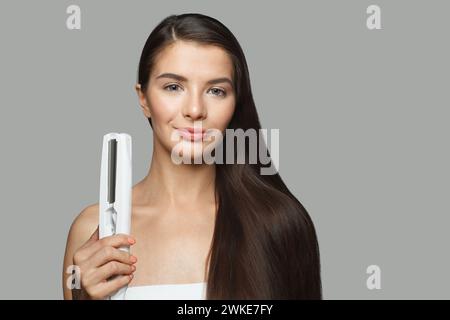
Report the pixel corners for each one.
[63,13,322,300]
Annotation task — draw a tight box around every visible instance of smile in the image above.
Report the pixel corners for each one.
[175,127,207,141]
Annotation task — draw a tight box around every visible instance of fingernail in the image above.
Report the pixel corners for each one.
[130,255,137,263]
[129,274,134,279]
[128,237,136,244]
[131,265,136,271]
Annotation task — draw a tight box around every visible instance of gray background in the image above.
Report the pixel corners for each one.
[0,0,448,299]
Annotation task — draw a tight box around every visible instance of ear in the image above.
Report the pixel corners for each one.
[135,83,152,118]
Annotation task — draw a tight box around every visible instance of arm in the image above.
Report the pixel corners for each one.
[62,204,99,300]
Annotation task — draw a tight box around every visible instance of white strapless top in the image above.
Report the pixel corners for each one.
[124,282,207,300]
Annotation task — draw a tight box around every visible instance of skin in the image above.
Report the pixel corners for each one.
[62,40,236,299]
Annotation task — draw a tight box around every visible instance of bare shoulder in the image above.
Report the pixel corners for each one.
[64,202,100,263]
[69,203,99,241]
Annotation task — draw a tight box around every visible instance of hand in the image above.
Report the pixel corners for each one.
[72,226,137,300]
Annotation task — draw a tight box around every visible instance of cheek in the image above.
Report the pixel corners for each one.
[208,99,235,131]
[148,89,180,124]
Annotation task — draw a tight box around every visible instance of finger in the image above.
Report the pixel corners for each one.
[81,233,135,260]
[87,246,137,269]
[92,261,135,284]
[90,274,133,300]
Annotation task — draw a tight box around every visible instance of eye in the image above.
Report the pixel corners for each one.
[164,84,182,92]
[208,87,226,97]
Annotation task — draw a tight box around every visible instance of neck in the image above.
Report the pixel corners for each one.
[136,140,217,209]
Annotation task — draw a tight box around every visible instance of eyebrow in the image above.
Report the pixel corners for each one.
[155,72,234,87]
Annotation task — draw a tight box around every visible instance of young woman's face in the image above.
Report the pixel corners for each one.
[136,40,236,162]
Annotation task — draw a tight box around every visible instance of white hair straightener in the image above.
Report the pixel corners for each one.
[98,133,132,300]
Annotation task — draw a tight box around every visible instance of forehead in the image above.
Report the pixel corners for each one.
[151,40,233,80]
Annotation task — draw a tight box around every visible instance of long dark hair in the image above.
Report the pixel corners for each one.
[137,13,322,299]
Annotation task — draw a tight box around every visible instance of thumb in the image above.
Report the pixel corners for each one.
[79,225,99,250]
[88,225,99,242]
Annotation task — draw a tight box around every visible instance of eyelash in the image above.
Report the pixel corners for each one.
[163,84,227,97]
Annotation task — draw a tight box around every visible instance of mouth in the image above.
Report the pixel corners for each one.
[175,127,207,142]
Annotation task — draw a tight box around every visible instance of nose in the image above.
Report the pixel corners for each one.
[182,90,207,121]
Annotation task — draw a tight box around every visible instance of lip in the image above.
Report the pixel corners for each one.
[175,127,207,141]
[182,127,206,134]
